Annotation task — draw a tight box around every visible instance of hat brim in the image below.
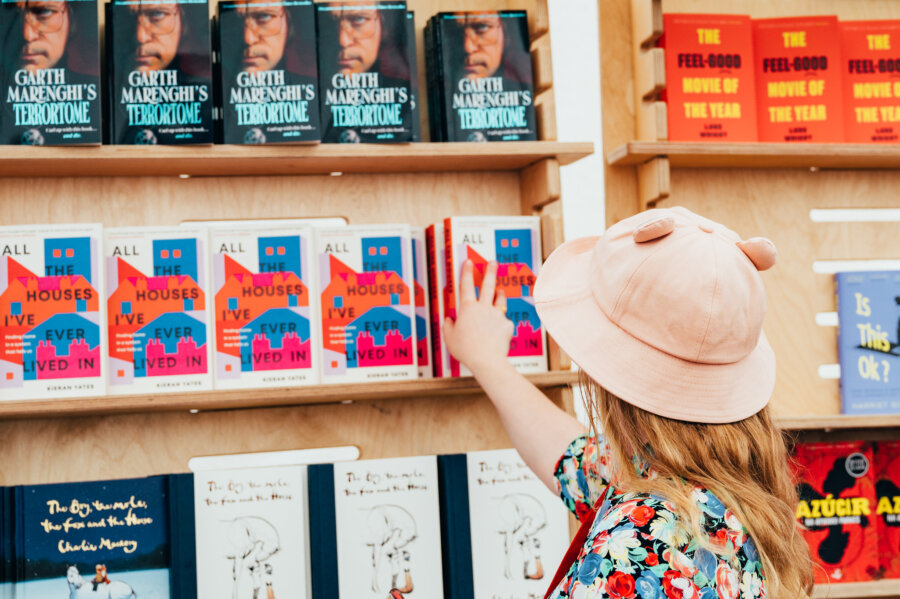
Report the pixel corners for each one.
[535,237,775,424]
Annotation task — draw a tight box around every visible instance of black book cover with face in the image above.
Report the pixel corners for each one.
[316,1,413,144]
[110,0,214,144]
[0,0,101,145]
[436,11,536,142]
[218,0,320,144]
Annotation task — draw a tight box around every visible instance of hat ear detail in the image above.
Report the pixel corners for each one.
[737,237,777,271]
[633,216,675,243]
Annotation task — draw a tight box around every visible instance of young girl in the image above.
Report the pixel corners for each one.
[443,207,813,598]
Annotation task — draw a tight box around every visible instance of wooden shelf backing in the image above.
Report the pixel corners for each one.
[0,142,592,178]
[812,580,900,599]
[608,142,900,169]
[0,371,577,419]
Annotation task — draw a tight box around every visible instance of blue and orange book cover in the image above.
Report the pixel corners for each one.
[211,225,319,389]
[0,224,106,400]
[105,227,212,394]
[315,225,417,383]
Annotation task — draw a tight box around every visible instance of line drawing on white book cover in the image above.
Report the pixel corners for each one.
[224,516,282,599]
[66,564,136,599]
[364,505,418,597]
[497,494,547,582]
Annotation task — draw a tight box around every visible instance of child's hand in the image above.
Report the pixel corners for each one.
[443,260,513,376]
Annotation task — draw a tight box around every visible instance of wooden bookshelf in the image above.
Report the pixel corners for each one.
[779,414,900,432]
[608,142,900,170]
[812,581,900,599]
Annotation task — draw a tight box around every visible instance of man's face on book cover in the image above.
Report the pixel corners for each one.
[330,1,381,75]
[9,0,70,71]
[127,1,183,72]
[456,13,503,79]
[236,0,287,73]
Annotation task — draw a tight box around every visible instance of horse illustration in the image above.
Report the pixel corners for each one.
[66,565,136,599]
[497,493,547,581]
[364,505,417,595]
[224,516,281,599]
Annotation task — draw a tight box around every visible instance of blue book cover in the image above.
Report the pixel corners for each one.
[836,270,900,414]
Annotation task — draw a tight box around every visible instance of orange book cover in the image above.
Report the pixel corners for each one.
[753,16,845,142]
[840,20,900,143]
[661,14,757,141]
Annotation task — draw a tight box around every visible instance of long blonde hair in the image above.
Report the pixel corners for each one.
[580,374,814,597]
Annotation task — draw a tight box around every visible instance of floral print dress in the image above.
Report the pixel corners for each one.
[547,434,767,599]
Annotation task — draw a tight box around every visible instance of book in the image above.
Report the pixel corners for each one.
[438,449,570,599]
[660,14,757,141]
[316,1,415,143]
[315,225,417,383]
[430,11,536,142]
[217,0,321,144]
[406,11,421,142]
[105,227,213,395]
[840,20,900,143]
[14,473,195,599]
[792,441,879,583]
[875,441,900,579]
[752,16,845,142]
[443,216,546,377]
[835,270,900,414]
[309,456,445,598]
[108,0,214,145]
[0,0,102,145]
[425,224,450,377]
[0,224,106,401]
[211,224,320,389]
[193,465,311,599]
[411,227,432,379]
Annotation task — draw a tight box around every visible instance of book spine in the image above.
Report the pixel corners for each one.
[443,218,460,377]
[168,473,197,599]
[425,225,443,377]
[407,12,421,142]
[308,464,338,599]
[424,19,439,142]
[437,454,474,599]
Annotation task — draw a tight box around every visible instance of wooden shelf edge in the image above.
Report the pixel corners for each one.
[777,414,900,432]
[812,580,900,599]
[0,370,577,419]
[0,142,594,178]
[607,141,900,169]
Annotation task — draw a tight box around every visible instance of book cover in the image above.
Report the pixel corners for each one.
[0,224,105,401]
[217,0,321,144]
[875,441,900,578]
[425,224,450,378]
[835,270,900,414]
[793,441,879,583]
[109,0,214,145]
[105,227,213,395]
[0,0,101,145]
[193,465,311,599]
[660,14,757,141]
[411,227,432,379]
[309,456,445,598]
[316,1,414,143]
[840,20,900,143]
[211,225,319,389]
[15,475,191,599]
[444,216,545,377]
[753,16,845,142]
[434,11,536,142]
[315,225,417,383]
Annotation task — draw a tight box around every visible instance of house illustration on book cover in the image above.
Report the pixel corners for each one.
[107,239,207,385]
[214,235,313,379]
[0,237,101,389]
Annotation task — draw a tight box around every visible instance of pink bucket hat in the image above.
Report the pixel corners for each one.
[534,206,777,424]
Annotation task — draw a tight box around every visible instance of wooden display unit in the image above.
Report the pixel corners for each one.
[602,1,900,597]
[0,0,590,502]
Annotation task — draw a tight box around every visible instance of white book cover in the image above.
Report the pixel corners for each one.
[194,465,311,599]
[333,456,444,599]
[466,448,571,599]
[0,223,106,400]
[315,225,417,384]
[411,227,433,379]
[211,225,320,389]
[444,216,547,377]
[105,226,213,394]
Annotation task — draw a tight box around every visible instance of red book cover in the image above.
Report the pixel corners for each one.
[661,14,758,141]
[840,20,900,143]
[875,441,900,578]
[753,16,845,142]
[792,441,879,583]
